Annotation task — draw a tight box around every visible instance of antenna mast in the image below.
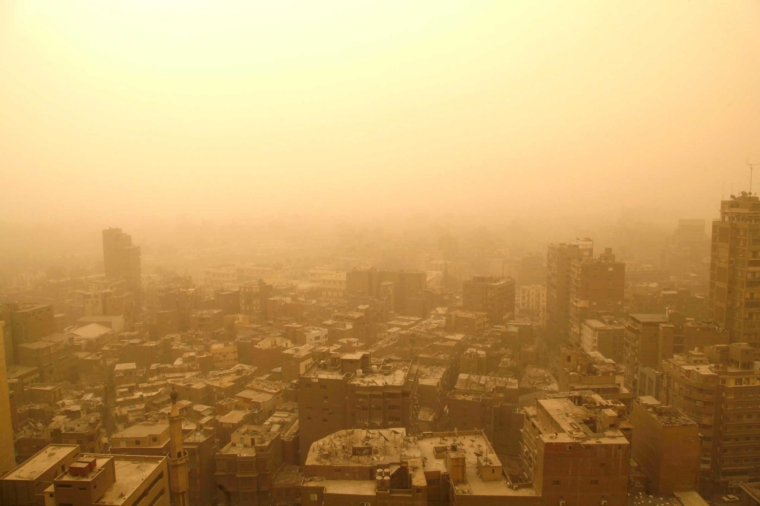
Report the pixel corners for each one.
[748,158,760,196]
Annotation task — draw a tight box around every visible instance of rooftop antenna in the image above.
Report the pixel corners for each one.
[749,158,760,196]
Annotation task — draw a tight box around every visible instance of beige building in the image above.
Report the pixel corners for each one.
[1,444,81,506]
[519,392,630,506]
[709,194,760,345]
[518,284,547,328]
[210,342,238,369]
[302,428,541,506]
[629,396,700,495]
[298,352,419,463]
[660,344,760,494]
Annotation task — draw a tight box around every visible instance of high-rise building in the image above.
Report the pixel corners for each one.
[102,227,141,295]
[709,193,760,346]
[568,248,626,342]
[665,219,710,282]
[461,276,516,324]
[660,343,760,494]
[623,314,670,392]
[0,322,16,474]
[546,238,594,341]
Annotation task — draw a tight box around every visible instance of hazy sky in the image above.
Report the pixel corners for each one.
[1,1,759,228]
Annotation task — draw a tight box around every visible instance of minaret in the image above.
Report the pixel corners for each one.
[168,388,189,506]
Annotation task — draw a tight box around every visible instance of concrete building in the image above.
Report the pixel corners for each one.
[580,317,625,362]
[102,227,142,296]
[568,248,625,343]
[660,343,760,493]
[519,392,630,506]
[2,303,56,362]
[447,373,522,456]
[623,314,670,392]
[1,444,82,506]
[52,454,169,506]
[215,410,299,505]
[308,269,347,299]
[518,284,547,328]
[558,347,633,405]
[708,194,760,345]
[546,239,594,342]
[1,322,16,474]
[462,276,516,324]
[346,269,427,316]
[1,444,171,506]
[302,428,541,506]
[298,352,419,463]
[210,342,238,369]
[629,396,700,495]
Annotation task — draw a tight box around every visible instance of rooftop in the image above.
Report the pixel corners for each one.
[60,455,165,506]
[2,445,79,482]
[629,314,670,324]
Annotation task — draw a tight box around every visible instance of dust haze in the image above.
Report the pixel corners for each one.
[0,1,759,504]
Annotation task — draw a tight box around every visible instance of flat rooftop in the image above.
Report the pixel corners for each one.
[629,314,670,324]
[112,423,168,438]
[59,455,165,506]
[2,445,79,481]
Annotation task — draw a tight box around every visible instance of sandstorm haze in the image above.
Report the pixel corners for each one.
[1,0,758,229]
[4,2,760,502]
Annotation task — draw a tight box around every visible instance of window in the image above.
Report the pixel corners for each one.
[591,480,599,485]
[320,385,327,390]
[310,494,318,501]
[552,480,560,485]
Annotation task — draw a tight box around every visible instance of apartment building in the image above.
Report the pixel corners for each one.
[298,352,418,463]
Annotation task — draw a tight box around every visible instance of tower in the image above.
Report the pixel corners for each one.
[168,389,189,506]
[102,227,142,296]
[709,192,760,345]
[0,322,16,474]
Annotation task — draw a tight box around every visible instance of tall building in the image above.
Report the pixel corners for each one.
[461,276,516,324]
[546,238,594,341]
[568,248,626,342]
[660,343,760,494]
[709,193,760,346]
[518,284,547,326]
[102,227,141,295]
[0,322,16,474]
[665,219,710,282]
[297,352,419,462]
[623,314,670,392]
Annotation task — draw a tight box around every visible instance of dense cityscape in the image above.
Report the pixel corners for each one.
[0,192,756,506]
[2,2,759,506]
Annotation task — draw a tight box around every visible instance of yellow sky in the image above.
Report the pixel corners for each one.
[1,0,759,226]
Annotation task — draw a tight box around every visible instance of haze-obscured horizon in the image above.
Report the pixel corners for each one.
[1,0,759,256]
